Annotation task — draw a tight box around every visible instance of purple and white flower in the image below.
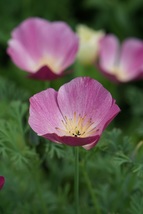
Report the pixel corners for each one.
[98,34,143,82]
[7,17,79,80]
[29,77,120,150]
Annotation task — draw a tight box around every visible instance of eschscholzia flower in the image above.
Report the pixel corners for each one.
[0,176,5,190]
[76,25,104,65]
[28,77,120,150]
[7,17,79,80]
[98,34,143,82]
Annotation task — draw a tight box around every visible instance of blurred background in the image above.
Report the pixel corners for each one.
[1,0,143,135]
[0,0,143,213]
[1,0,143,81]
[1,0,143,42]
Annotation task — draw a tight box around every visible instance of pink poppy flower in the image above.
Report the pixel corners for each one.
[28,77,120,150]
[0,176,5,190]
[7,17,79,80]
[98,34,143,82]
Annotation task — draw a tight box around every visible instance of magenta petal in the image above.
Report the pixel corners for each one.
[99,34,120,70]
[29,88,64,136]
[28,66,72,81]
[83,100,120,150]
[7,18,49,72]
[28,66,63,80]
[120,39,143,81]
[44,22,79,70]
[97,100,120,132]
[82,139,100,150]
[10,17,49,60]
[7,39,36,72]
[43,133,100,147]
[0,176,5,190]
[57,77,114,125]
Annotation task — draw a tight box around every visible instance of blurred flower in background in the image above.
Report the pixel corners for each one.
[7,17,79,80]
[0,176,5,190]
[76,25,104,65]
[97,34,143,82]
[28,77,120,150]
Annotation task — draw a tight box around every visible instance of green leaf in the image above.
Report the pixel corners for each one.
[113,151,132,166]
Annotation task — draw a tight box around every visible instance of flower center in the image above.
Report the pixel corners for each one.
[34,55,62,73]
[56,112,97,137]
[110,66,128,81]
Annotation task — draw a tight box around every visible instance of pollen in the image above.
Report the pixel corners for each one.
[56,112,97,137]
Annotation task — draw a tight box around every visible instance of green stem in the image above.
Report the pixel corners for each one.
[81,161,101,214]
[74,147,80,214]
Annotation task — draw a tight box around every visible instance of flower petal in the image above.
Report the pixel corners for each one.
[57,77,114,126]
[82,138,100,150]
[46,22,79,71]
[0,176,5,190]
[28,66,63,80]
[76,25,104,65]
[99,34,120,71]
[7,18,49,72]
[97,99,120,132]
[43,133,100,147]
[7,39,37,72]
[83,100,120,150]
[120,39,143,81]
[7,18,79,76]
[28,88,64,136]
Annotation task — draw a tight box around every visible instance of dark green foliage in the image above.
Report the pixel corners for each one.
[0,77,143,213]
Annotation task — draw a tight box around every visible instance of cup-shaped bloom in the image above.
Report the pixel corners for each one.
[29,77,120,150]
[98,34,143,82]
[76,25,104,65]
[7,17,79,80]
[0,176,5,190]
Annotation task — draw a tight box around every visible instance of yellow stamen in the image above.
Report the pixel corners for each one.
[56,112,97,137]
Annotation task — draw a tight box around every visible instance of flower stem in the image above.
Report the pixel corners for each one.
[74,146,80,214]
[81,161,101,214]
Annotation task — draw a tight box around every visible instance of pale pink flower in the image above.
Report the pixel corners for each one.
[76,25,104,65]
[29,77,120,150]
[7,17,79,80]
[98,34,143,82]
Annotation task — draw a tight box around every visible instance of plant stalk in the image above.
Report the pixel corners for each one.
[75,146,80,214]
[81,161,101,214]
